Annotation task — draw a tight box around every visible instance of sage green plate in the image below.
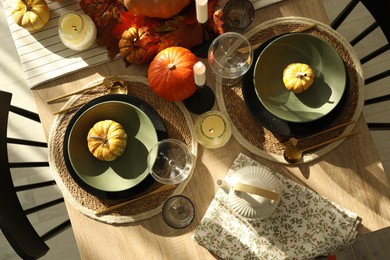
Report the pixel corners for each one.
[64,94,166,200]
[254,33,346,123]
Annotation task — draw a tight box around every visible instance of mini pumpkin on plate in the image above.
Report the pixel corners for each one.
[87,120,127,161]
[282,63,315,93]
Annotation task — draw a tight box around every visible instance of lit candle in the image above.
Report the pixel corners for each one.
[195,0,208,24]
[193,61,206,86]
[194,111,232,149]
[58,12,97,51]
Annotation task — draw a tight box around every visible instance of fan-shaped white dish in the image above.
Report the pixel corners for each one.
[227,166,281,219]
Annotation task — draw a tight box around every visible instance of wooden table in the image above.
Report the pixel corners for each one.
[32,0,390,258]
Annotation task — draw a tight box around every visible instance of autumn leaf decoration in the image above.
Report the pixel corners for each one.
[80,0,125,60]
[80,0,218,65]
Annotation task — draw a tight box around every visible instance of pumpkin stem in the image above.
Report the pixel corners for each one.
[21,0,32,11]
[168,63,176,70]
[296,72,307,79]
[89,135,109,145]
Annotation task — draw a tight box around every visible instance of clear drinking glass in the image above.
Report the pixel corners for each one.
[147,139,194,185]
[147,139,195,228]
[161,195,195,229]
[222,0,255,33]
[208,32,253,86]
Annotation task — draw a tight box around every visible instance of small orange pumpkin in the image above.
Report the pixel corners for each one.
[283,63,315,93]
[120,0,191,19]
[87,120,127,161]
[148,47,198,101]
[118,27,159,65]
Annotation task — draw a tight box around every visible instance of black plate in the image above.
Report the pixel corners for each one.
[63,94,168,200]
[242,36,348,138]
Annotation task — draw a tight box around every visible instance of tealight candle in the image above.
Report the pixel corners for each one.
[195,0,208,24]
[194,111,232,149]
[58,12,97,51]
[193,61,206,86]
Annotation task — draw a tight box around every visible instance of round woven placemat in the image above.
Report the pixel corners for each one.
[216,17,364,164]
[48,75,197,224]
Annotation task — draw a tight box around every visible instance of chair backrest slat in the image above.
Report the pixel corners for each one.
[7,137,47,147]
[360,43,390,64]
[350,21,378,46]
[331,0,360,30]
[24,198,65,215]
[0,90,50,259]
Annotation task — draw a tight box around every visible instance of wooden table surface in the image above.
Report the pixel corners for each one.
[31,0,390,259]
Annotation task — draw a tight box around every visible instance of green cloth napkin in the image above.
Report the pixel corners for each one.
[193,153,360,259]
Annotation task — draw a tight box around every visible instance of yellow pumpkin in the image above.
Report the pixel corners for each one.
[282,63,315,93]
[87,120,128,161]
[120,0,191,19]
[11,0,50,31]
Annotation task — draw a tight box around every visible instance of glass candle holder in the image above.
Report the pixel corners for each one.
[58,12,97,51]
[194,111,232,149]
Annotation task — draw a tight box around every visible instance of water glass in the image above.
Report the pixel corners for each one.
[222,0,255,32]
[208,32,253,86]
[147,139,194,185]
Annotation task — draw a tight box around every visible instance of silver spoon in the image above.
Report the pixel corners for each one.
[283,131,357,163]
[53,80,129,115]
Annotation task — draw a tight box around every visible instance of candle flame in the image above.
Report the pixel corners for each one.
[72,25,78,32]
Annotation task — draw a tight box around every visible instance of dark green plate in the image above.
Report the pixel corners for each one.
[63,94,168,200]
[254,33,346,122]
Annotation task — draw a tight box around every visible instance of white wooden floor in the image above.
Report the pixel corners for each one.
[0,0,389,259]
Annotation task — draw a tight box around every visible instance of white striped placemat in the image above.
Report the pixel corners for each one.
[1,0,111,89]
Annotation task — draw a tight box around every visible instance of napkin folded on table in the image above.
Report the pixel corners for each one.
[193,153,360,259]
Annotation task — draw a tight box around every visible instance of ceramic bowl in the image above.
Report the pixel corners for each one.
[254,33,346,123]
[63,94,163,199]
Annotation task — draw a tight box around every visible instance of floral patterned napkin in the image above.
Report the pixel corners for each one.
[193,153,360,259]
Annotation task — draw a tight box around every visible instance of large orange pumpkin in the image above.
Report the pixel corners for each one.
[148,47,198,101]
[120,0,192,19]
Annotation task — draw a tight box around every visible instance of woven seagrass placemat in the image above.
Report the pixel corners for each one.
[48,75,197,224]
[216,17,364,164]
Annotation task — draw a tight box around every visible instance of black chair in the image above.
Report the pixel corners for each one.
[0,90,71,259]
[330,0,390,130]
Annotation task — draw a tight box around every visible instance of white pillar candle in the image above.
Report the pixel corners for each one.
[193,61,206,86]
[195,0,208,24]
[58,12,97,51]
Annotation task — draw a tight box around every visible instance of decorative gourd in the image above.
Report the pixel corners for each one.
[87,120,128,161]
[148,46,198,101]
[118,27,158,65]
[120,0,191,19]
[11,0,50,31]
[283,63,315,93]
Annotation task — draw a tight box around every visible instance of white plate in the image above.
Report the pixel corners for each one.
[227,166,281,219]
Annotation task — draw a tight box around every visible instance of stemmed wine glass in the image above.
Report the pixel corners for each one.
[208,32,253,86]
[147,139,195,228]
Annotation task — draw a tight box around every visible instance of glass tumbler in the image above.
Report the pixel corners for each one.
[222,0,255,32]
